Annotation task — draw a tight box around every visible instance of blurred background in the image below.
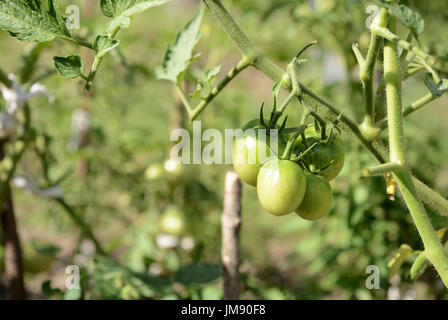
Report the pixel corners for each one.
[0,0,447,299]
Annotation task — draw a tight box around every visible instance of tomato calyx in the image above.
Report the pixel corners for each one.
[291,122,345,180]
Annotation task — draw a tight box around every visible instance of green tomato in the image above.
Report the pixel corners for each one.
[296,173,332,221]
[257,159,307,216]
[159,206,186,236]
[233,119,285,186]
[294,127,345,181]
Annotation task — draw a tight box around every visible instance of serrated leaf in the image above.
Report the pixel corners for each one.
[93,35,120,58]
[0,0,71,42]
[387,244,413,281]
[53,55,84,79]
[377,0,424,36]
[424,73,448,98]
[156,5,204,83]
[100,0,171,35]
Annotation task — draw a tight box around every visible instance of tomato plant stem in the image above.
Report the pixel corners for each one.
[377,92,435,129]
[0,68,12,88]
[84,27,121,91]
[65,36,94,50]
[363,162,401,176]
[360,30,382,127]
[410,251,428,281]
[176,85,193,114]
[372,26,436,65]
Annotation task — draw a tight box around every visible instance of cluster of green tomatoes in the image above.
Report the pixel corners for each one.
[233,114,345,220]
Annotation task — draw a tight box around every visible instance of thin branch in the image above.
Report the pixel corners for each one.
[371,26,436,65]
[363,162,401,176]
[0,145,27,299]
[377,92,435,129]
[64,36,94,50]
[359,29,383,127]
[84,27,121,90]
[384,17,448,286]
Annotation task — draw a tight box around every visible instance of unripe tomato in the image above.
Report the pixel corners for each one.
[233,119,285,186]
[294,127,345,181]
[296,173,332,221]
[257,159,307,216]
[159,206,186,236]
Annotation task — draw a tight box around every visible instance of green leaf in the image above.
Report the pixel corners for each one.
[100,0,171,35]
[156,4,204,83]
[0,0,71,42]
[53,55,85,79]
[377,0,424,36]
[174,263,221,287]
[424,73,448,98]
[93,35,120,58]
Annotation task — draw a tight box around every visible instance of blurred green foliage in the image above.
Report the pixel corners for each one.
[0,0,448,299]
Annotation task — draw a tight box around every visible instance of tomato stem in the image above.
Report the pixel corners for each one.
[384,17,448,286]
